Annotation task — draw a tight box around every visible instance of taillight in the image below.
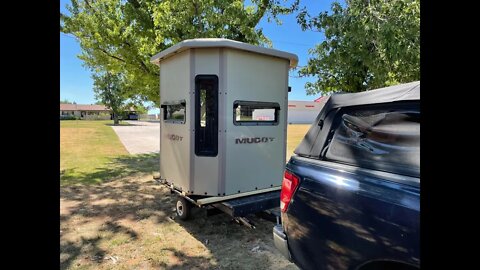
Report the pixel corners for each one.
[280,170,299,212]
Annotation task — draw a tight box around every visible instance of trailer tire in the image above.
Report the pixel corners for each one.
[176,197,191,220]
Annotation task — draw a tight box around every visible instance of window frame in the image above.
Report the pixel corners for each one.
[195,75,218,157]
[161,100,187,124]
[233,100,280,126]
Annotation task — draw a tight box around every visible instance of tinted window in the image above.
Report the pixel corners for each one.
[195,75,218,156]
[325,102,419,177]
[233,101,280,126]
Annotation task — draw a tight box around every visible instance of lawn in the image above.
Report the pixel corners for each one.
[60,121,310,186]
[60,120,157,185]
[60,121,310,269]
[60,175,298,270]
[286,124,311,160]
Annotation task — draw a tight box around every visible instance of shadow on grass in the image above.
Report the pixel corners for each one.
[60,220,141,269]
[155,248,213,269]
[61,153,159,186]
[60,151,296,269]
[60,162,171,269]
[60,236,105,269]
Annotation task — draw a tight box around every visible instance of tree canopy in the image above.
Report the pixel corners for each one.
[60,99,74,104]
[92,72,129,124]
[61,0,298,106]
[297,0,420,95]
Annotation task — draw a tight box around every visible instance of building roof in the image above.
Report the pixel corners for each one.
[150,38,298,68]
[60,104,138,112]
[60,104,109,111]
[314,96,326,102]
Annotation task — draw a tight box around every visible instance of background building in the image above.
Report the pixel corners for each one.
[60,104,138,120]
[287,97,327,124]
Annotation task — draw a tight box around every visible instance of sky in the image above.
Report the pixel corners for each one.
[60,0,336,114]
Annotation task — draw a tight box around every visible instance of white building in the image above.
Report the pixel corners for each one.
[287,97,328,124]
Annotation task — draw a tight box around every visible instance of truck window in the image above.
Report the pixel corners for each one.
[325,102,420,177]
[233,101,280,126]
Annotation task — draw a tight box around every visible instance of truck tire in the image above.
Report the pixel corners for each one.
[176,197,191,220]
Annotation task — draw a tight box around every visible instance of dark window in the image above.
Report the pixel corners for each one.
[162,101,186,123]
[325,102,420,177]
[195,75,218,156]
[233,101,280,126]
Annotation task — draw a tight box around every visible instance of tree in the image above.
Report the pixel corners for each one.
[132,103,148,115]
[125,101,148,115]
[297,0,420,95]
[60,0,298,106]
[60,99,74,104]
[92,72,128,125]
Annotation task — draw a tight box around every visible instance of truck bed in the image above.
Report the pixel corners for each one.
[283,155,420,270]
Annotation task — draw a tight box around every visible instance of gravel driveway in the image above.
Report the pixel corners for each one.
[110,121,160,154]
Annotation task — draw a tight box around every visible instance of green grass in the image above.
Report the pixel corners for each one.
[60,120,158,186]
[60,121,303,269]
[60,120,309,185]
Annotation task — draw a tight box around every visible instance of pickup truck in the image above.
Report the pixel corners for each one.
[274,82,420,270]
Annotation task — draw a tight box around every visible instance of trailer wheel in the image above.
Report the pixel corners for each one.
[176,197,191,220]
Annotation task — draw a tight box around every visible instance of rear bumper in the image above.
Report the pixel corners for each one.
[273,224,291,261]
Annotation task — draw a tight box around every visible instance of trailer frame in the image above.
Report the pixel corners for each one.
[155,177,281,228]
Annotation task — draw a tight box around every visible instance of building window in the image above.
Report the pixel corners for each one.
[161,100,186,124]
[233,101,280,126]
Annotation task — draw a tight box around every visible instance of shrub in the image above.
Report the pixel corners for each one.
[60,115,77,120]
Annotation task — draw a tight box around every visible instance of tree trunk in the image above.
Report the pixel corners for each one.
[113,114,120,125]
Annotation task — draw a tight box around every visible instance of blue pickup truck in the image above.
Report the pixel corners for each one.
[274,82,420,270]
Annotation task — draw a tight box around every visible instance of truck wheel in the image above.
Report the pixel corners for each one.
[176,197,191,220]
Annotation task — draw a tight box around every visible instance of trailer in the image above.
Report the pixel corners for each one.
[154,175,279,228]
[150,38,298,225]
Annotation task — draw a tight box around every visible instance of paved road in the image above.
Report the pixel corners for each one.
[110,121,160,154]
